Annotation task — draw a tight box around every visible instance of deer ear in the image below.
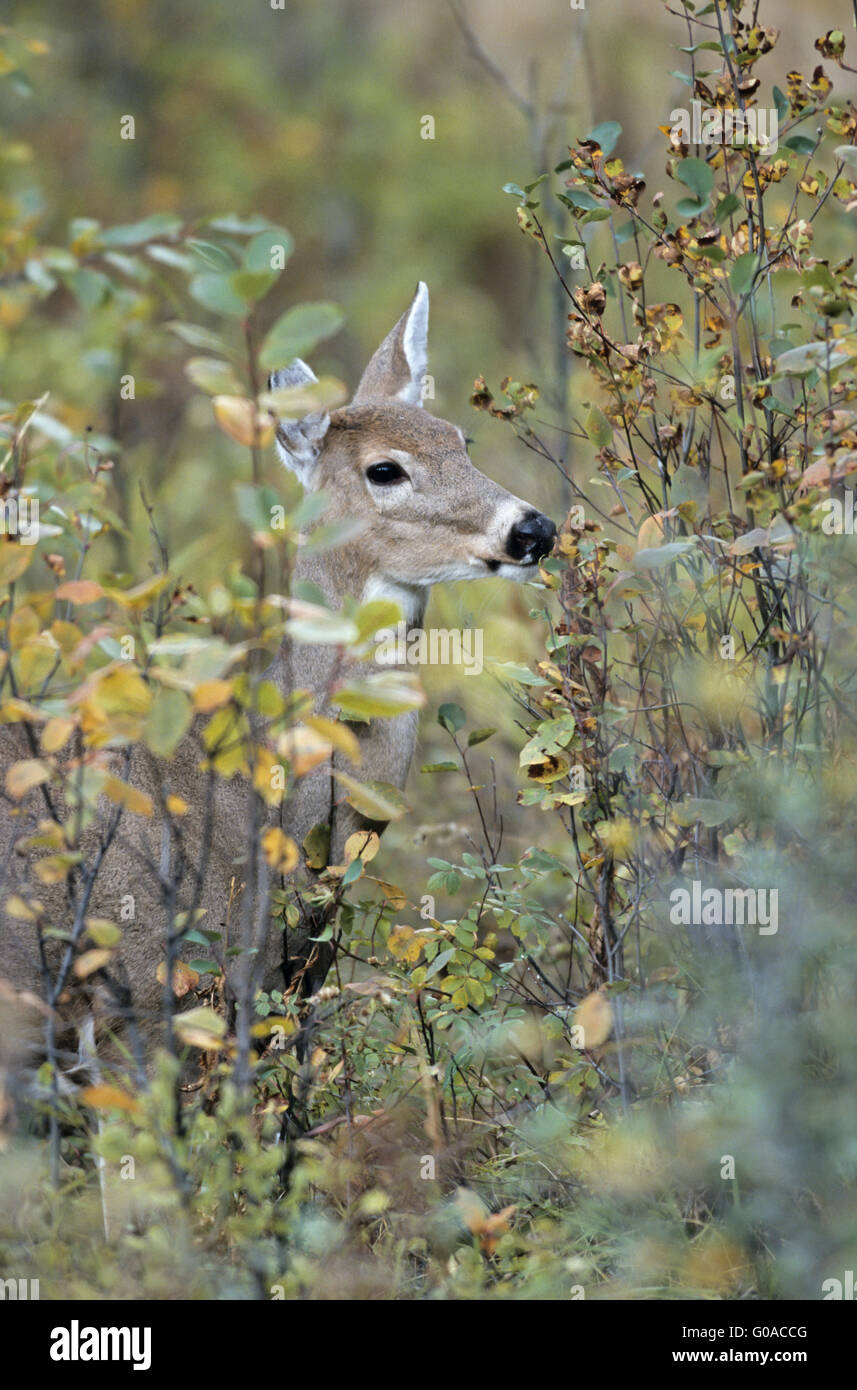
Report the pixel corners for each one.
[268,359,331,486]
[352,281,428,407]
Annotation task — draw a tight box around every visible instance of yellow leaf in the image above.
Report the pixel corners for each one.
[166,794,189,816]
[304,714,362,766]
[74,948,114,978]
[77,664,152,741]
[5,895,42,921]
[0,698,44,723]
[261,827,300,874]
[343,829,380,864]
[156,960,200,998]
[0,541,34,586]
[34,853,81,885]
[86,918,122,948]
[369,879,408,909]
[102,573,170,611]
[387,924,423,964]
[252,749,285,806]
[521,750,570,785]
[335,772,409,821]
[173,1006,227,1049]
[80,1083,139,1114]
[573,989,613,1049]
[90,664,152,717]
[277,724,333,777]
[42,716,75,752]
[212,395,275,448]
[193,679,234,712]
[5,758,50,800]
[102,775,154,817]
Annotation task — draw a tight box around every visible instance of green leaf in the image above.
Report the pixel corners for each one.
[774,341,853,376]
[146,244,196,272]
[285,608,359,645]
[259,302,345,369]
[438,702,466,734]
[333,673,424,718]
[206,213,272,235]
[260,376,348,418]
[586,405,613,448]
[425,947,455,980]
[101,213,183,247]
[676,157,714,202]
[633,540,696,570]
[189,272,247,317]
[243,226,294,272]
[165,320,230,354]
[185,357,243,395]
[144,687,193,758]
[65,268,111,310]
[731,252,758,296]
[353,598,403,643]
[715,193,740,225]
[467,728,496,747]
[560,188,603,211]
[586,121,622,156]
[342,857,364,885]
[494,662,545,686]
[230,269,277,302]
[421,761,459,773]
[335,773,409,822]
[784,135,816,156]
[303,823,331,870]
[234,482,281,535]
[186,238,236,271]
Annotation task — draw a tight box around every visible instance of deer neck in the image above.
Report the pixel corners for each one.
[292,541,428,629]
[266,543,429,698]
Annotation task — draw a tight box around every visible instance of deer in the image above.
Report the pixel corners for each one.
[0,282,556,1093]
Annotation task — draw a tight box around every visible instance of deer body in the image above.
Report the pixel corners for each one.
[0,284,555,1075]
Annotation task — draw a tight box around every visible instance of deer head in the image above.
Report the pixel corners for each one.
[269,283,556,619]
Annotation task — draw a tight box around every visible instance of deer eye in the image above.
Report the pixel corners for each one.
[366,460,408,486]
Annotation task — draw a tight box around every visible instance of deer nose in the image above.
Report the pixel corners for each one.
[507,510,557,563]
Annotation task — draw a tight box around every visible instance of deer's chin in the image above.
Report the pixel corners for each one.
[499,560,540,582]
[472,555,540,582]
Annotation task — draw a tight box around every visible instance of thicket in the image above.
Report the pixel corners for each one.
[1,2,857,1299]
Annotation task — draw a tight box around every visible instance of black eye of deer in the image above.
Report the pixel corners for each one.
[366,460,408,485]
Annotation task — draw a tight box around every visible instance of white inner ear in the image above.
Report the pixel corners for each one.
[399,281,429,406]
[270,358,329,486]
